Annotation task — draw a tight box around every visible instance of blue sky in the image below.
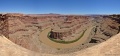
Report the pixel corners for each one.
[0,0,120,14]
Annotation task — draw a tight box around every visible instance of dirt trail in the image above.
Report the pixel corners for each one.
[39,26,94,48]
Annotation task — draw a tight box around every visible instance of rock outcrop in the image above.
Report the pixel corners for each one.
[0,13,120,56]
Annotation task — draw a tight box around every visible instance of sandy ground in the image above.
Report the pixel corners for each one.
[75,33,120,56]
[39,26,94,48]
[0,33,120,56]
[0,15,119,56]
[0,35,40,56]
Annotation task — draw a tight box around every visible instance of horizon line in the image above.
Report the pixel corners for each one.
[0,12,120,15]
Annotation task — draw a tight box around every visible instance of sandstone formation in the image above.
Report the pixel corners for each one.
[0,13,120,56]
[0,14,9,38]
[50,16,89,40]
[0,33,120,56]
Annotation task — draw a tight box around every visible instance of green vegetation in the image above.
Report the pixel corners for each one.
[47,29,87,44]
[57,48,60,50]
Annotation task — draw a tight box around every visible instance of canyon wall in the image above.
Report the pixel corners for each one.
[0,13,119,53]
[0,14,9,38]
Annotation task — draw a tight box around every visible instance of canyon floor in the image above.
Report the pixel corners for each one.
[0,33,120,56]
[0,13,120,56]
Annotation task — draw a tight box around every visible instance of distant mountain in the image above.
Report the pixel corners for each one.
[27,13,62,16]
